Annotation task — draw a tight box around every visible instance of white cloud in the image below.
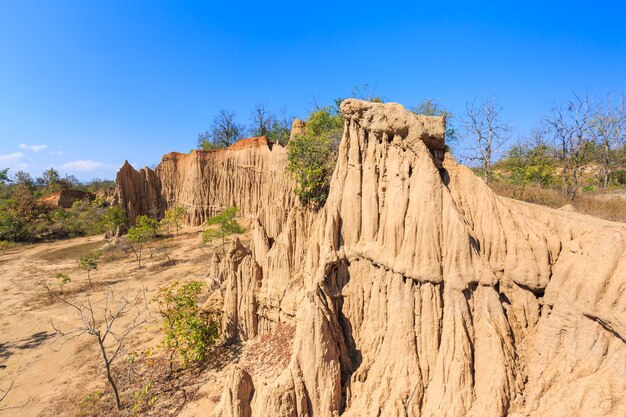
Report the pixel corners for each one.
[0,152,25,163]
[50,150,66,155]
[60,160,112,172]
[19,144,47,152]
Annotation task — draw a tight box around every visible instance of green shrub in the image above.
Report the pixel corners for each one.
[125,215,159,268]
[286,105,343,207]
[155,280,218,374]
[54,272,71,293]
[78,250,101,286]
[202,207,245,254]
[163,206,187,236]
[610,169,626,186]
[102,205,128,235]
[0,240,13,260]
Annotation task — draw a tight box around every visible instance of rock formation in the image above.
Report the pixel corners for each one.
[39,189,94,208]
[115,99,626,417]
[94,186,117,206]
[209,100,626,417]
[116,161,163,225]
[290,118,306,141]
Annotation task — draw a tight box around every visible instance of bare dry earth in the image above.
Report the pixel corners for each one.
[0,227,292,416]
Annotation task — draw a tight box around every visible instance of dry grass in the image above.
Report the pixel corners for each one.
[38,240,106,262]
[572,194,626,222]
[489,183,569,209]
[490,182,626,223]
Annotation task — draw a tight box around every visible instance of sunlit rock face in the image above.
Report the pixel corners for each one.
[116,136,299,238]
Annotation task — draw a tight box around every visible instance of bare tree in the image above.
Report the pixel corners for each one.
[0,381,31,411]
[0,380,30,412]
[0,382,13,407]
[270,106,294,145]
[462,98,511,183]
[249,103,275,137]
[590,93,625,188]
[546,93,594,200]
[42,282,151,410]
[198,110,245,149]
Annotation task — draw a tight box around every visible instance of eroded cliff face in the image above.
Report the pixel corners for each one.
[215,99,626,417]
[116,161,163,225]
[116,137,301,238]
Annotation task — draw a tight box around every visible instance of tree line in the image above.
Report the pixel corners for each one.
[196,103,293,150]
[459,93,625,201]
[195,89,623,208]
[0,167,119,242]
[2,89,624,244]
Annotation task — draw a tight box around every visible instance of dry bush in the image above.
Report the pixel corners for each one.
[490,182,626,222]
[573,195,626,222]
[489,182,569,208]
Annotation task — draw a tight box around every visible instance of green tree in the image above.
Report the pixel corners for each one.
[52,207,82,238]
[13,171,35,191]
[497,131,557,187]
[155,280,218,375]
[72,199,104,236]
[0,168,9,185]
[0,185,51,242]
[163,206,187,236]
[78,250,101,286]
[125,215,159,268]
[202,207,245,255]
[197,132,222,151]
[38,167,63,193]
[286,104,344,207]
[0,210,29,242]
[83,178,115,193]
[102,205,128,236]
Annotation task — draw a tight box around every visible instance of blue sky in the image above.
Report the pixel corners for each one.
[0,1,624,180]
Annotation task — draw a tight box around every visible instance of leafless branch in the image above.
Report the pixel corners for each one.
[44,284,152,410]
[0,381,30,412]
[461,97,511,182]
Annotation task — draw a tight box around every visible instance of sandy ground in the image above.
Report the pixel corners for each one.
[0,227,213,416]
